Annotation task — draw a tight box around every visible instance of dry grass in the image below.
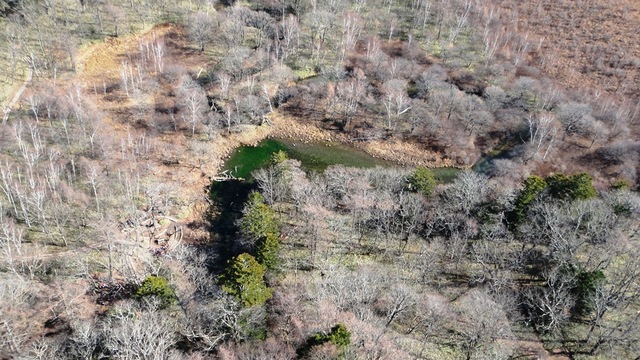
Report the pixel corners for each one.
[77,23,177,83]
[356,138,456,168]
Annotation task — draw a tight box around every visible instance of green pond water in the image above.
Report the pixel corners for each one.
[221,138,461,182]
[223,138,391,179]
[471,147,515,175]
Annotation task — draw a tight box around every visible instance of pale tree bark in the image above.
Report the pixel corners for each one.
[177,77,208,136]
[381,79,411,130]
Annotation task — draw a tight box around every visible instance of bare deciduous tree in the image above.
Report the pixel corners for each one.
[381,79,411,130]
[526,113,559,160]
[102,306,179,358]
[455,290,514,359]
[177,76,208,136]
[189,12,217,53]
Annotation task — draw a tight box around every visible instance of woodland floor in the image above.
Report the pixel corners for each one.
[496,0,640,100]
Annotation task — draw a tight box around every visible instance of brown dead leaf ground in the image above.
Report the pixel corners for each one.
[495,0,640,99]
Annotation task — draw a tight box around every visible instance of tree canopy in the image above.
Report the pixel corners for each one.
[240,192,280,241]
[546,173,597,201]
[408,166,437,197]
[220,253,273,307]
[135,275,177,308]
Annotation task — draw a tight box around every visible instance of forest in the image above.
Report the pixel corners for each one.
[0,0,639,359]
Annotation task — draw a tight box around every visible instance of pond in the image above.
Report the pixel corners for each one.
[222,138,461,182]
[211,137,392,258]
[471,147,515,175]
[222,138,391,179]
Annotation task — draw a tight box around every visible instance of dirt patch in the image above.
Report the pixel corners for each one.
[355,138,456,168]
[72,24,214,236]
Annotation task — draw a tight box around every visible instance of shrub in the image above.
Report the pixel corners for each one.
[546,173,597,201]
[270,150,289,165]
[298,323,352,358]
[611,178,631,190]
[135,275,177,307]
[408,167,437,197]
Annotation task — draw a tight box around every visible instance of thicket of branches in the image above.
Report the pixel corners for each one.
[252,161,640,358]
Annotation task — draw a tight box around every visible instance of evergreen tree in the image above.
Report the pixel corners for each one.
[510,175,547,228]
[573,269,605,317]
[547,173,597,201]
[255,232,281,270]
[325,323,352,347]
[220,253,273,307]
[135,275,177,308]
[408,166,437,197]
[240,192,279,241]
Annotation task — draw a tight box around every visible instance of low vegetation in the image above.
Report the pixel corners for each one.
[135,275,177,308]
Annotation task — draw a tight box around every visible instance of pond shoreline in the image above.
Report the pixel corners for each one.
[224,138,396,179]
[210,112,460,177]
